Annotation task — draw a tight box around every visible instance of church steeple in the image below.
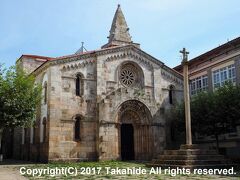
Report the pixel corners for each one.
[102,4,140,49]
[109,4,132,43]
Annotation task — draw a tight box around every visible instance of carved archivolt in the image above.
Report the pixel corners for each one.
[120,110,140,124]
[117,100,152,125]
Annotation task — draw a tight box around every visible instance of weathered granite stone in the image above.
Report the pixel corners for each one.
[12,5,183,162]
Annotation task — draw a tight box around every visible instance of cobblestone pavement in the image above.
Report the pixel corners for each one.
[0,159,37,180]
[0,166,27,180]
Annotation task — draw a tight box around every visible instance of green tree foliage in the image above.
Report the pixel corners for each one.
[174,83,240,151]
[0,64,41,145]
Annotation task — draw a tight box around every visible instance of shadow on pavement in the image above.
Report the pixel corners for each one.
[0,159,42,166]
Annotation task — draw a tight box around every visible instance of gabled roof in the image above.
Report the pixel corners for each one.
[19,54,55,61]
[31,44,182,79]
[174,36,240,72]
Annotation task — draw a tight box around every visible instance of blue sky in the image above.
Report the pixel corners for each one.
[0,0,239,68]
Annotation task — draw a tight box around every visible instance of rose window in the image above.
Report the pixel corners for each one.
[120,68,136,86]
[119,63,138,87]
[119,63,144,88]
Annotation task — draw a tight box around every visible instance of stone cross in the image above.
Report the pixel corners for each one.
[180,48,189,62]
[180,48,192,145]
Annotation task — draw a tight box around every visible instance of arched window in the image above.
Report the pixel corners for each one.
[169,85,175,105]
[24,128,28,144]
[44,82,47,104]
[43,118,47,142]
[40,117,47,143]
[74,117,81,140]
[30,121,36,144]
[33,126,36,144]
[76,74,84,96]
[30,127,34,144]
[21,128,25,145]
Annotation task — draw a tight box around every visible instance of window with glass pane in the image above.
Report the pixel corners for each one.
[190,75,208,95]
[213,64,236,89]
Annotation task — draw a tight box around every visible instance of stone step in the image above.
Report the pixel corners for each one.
[157,154,225,161]
[151,159,230,166]
[180,144,206,150]
[163,149,218,155]
[149,144,235,170]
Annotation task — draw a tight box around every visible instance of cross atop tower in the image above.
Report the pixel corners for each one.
[180,48,189,62]
[75,42,88,54]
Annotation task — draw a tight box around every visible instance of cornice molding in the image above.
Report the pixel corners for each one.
[33,45,157,75]
[61,59,96,72]
[104,46,165,68]
[104,48,155,70]
[32,45,181,81]
[161,68,183,85]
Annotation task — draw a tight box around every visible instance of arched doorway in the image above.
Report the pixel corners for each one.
[117,100,153,161]
[121,124,134,160]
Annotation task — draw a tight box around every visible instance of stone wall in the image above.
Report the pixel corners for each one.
[13,46,183,162]
[96,49,183,160]
[17,57,47,74]
[47,60,97,161]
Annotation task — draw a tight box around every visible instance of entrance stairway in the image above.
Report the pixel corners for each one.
[148,144,235,170]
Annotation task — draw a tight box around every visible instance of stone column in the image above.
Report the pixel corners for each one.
[180,48,192,145]
[207,68,213,92]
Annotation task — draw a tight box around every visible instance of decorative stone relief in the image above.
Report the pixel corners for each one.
[118,100,152,125]
[62,80,71,92]
[61,59,95,72]
[120,64,137,87]
[105,51,154,71]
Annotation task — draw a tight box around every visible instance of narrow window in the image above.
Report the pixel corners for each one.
[21,128,25,145]
[169,85,174,105]
[33,126,36,144]
[44,82,47,104]
[75,117,80,140]
[30,121,36,144]
[40,117,47,143]
[24,128,27,144]
[43,118,47,142]
[30,127,33,144]
[76,75,80,96]
[76,74,84,96]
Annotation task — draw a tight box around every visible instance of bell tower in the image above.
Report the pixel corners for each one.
[102,4,140,48]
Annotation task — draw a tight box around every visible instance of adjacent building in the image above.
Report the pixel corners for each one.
[174,37,240,160]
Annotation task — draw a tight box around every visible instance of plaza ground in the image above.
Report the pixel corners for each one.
[0,160,239,179]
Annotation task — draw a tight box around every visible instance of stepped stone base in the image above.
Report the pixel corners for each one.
[148,144,235,170]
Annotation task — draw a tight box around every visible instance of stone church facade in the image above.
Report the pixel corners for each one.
[10,5,183,162]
